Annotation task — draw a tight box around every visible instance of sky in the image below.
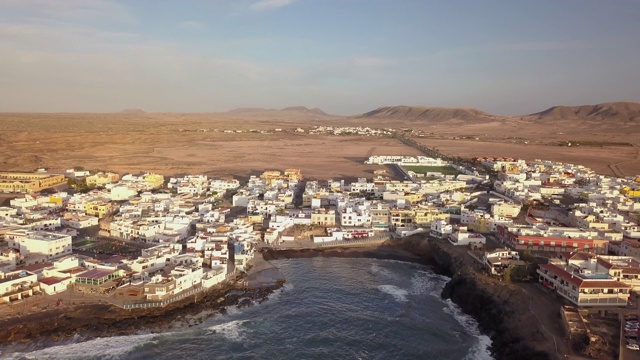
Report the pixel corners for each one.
[0,0,639,115]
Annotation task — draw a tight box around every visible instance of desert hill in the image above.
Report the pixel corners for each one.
[227,106,329,117]
[528,102,640,122]
[360,106,497,123]
[120,108,146,114]
[281,106,328,116]
[357,102,640,124]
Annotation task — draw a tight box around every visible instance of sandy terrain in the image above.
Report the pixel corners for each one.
[0,111,638,179]
[416,139,639,177]
[0,113,421,179]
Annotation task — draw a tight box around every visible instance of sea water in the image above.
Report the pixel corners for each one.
[2,258,493,360]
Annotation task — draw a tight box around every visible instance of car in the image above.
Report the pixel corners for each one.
[626,344,640,351]
[626,315,639,321]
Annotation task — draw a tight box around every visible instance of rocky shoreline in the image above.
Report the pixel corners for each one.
[0,274,285,348]
[0,237,556,360]
[262,237,555,360]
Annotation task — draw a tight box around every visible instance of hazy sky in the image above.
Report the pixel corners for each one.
[1,0,639,115]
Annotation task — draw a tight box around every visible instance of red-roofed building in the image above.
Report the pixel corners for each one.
[537,263,630,307]
[39,276,72,295]
[496,225,609,254]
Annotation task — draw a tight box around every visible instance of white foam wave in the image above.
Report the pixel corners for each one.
[206,320,248,342]
[443,299,493,360]
[410,271,450,297]
[266,282,294,303]
[378,285,409,302]
[370,264,394,278]
[3,333,159,360]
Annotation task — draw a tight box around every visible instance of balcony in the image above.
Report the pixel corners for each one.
[577,293,627,305]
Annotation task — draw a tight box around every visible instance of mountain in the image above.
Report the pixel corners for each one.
[358,102,640,124]
[227,106,330,116]
[527,102,640,122]
[280,106,328,116]
[226,107,274,114]
[361,106,496,123]
[120,108,146,114]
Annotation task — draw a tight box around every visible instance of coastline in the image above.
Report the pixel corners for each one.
[262,237,557,360]
[0,267,284,348]
[0,237,557,360]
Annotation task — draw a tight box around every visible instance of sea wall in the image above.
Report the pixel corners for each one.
[262,237,554,360]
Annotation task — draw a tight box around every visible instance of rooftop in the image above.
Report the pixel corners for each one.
[77,268,118,280]
[25,231,69,242]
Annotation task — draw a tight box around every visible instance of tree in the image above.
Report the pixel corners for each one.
[503,264,529,282]
[73,166,84,171]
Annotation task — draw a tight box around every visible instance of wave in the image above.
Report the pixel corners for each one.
[443,299,493,360]
[409,271,450,297]
[2,333,160,360]
[369,263,395,278]
[206,320,249,342]
[377,285,409,302]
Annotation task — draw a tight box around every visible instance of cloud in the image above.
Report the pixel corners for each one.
[178,20,207,31]
[496,40,591,51]
[249,0,295,11]
[0,0,136,22]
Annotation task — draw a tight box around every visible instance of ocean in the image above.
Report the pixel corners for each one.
[2,258,493,360]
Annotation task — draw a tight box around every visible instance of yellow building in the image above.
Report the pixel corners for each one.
[390,207,449,228]
[84,201,113,218]
[390,209,414,228]
[0,172,66,193]
[144,174,165,189]
[284,169,302,181]
[413,207,450,227]
[403,193,424,204]
[467,218,493,233]
[260,169,303,185]
[622,186,640,198]
[86,172,120,187]
[311,210,336,226]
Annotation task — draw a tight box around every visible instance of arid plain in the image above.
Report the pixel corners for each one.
[1,103,639,179]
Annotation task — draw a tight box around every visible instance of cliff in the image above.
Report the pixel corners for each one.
[262,238,554,360]
[0,276,283,345]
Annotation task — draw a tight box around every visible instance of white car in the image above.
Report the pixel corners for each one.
[627,344,640,351]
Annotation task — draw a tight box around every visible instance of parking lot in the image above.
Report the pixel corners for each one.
[623,313,640,359]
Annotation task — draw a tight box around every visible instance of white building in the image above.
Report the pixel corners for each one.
[491,203,522,218]
[6,231,72,260]
[448,227,486,247]
[430,219,453,238]
[0,270,39,302]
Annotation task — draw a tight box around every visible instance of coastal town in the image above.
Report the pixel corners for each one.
[1,154,640,359]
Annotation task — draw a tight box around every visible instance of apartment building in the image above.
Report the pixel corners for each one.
[6,231,72,260]
[85,172,120,187]
[537,263,630,307]
[0,172,65,193]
